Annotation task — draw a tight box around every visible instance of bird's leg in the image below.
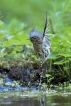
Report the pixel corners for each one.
[39,61,43,83]
[39,60,47,82]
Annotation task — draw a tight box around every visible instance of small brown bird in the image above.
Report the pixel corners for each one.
[29,12,50,77]
[29,13,50,60]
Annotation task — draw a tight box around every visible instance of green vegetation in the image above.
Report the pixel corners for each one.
[0,0,71,85]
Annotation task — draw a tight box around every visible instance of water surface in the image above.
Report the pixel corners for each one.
[0,90,71,106]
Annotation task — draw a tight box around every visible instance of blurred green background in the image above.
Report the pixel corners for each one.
[0,0,71,27]
[0,0,71,48]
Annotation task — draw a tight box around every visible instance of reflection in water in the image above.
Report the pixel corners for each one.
[0,93,71,106]
[39,93,46,106]
[0,98,40,106]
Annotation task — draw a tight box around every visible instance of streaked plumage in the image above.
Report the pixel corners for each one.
[29,13,50,60]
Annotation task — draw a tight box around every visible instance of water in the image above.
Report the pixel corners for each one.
[0,78,71,106]
[0,91,71,106]
[0,78,37,92]
[0,96,71,106]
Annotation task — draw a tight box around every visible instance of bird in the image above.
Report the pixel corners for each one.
[29,12,50,60]
[29,12,50,77]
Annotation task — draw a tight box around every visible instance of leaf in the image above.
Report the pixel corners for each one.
[59,53,71,58]
[54,59,69,65]
[0,20,4,26]
[46,74,52,78]
[48,53,58,60]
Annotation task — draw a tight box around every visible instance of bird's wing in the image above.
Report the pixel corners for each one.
[43,12,50,48]
[43,12,49,37]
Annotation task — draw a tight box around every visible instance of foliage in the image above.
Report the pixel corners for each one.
[0,0,71,84]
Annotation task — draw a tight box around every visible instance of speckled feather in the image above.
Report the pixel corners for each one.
[29,13,50,59]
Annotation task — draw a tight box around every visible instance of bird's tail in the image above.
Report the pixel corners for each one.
[43,12,49,38]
